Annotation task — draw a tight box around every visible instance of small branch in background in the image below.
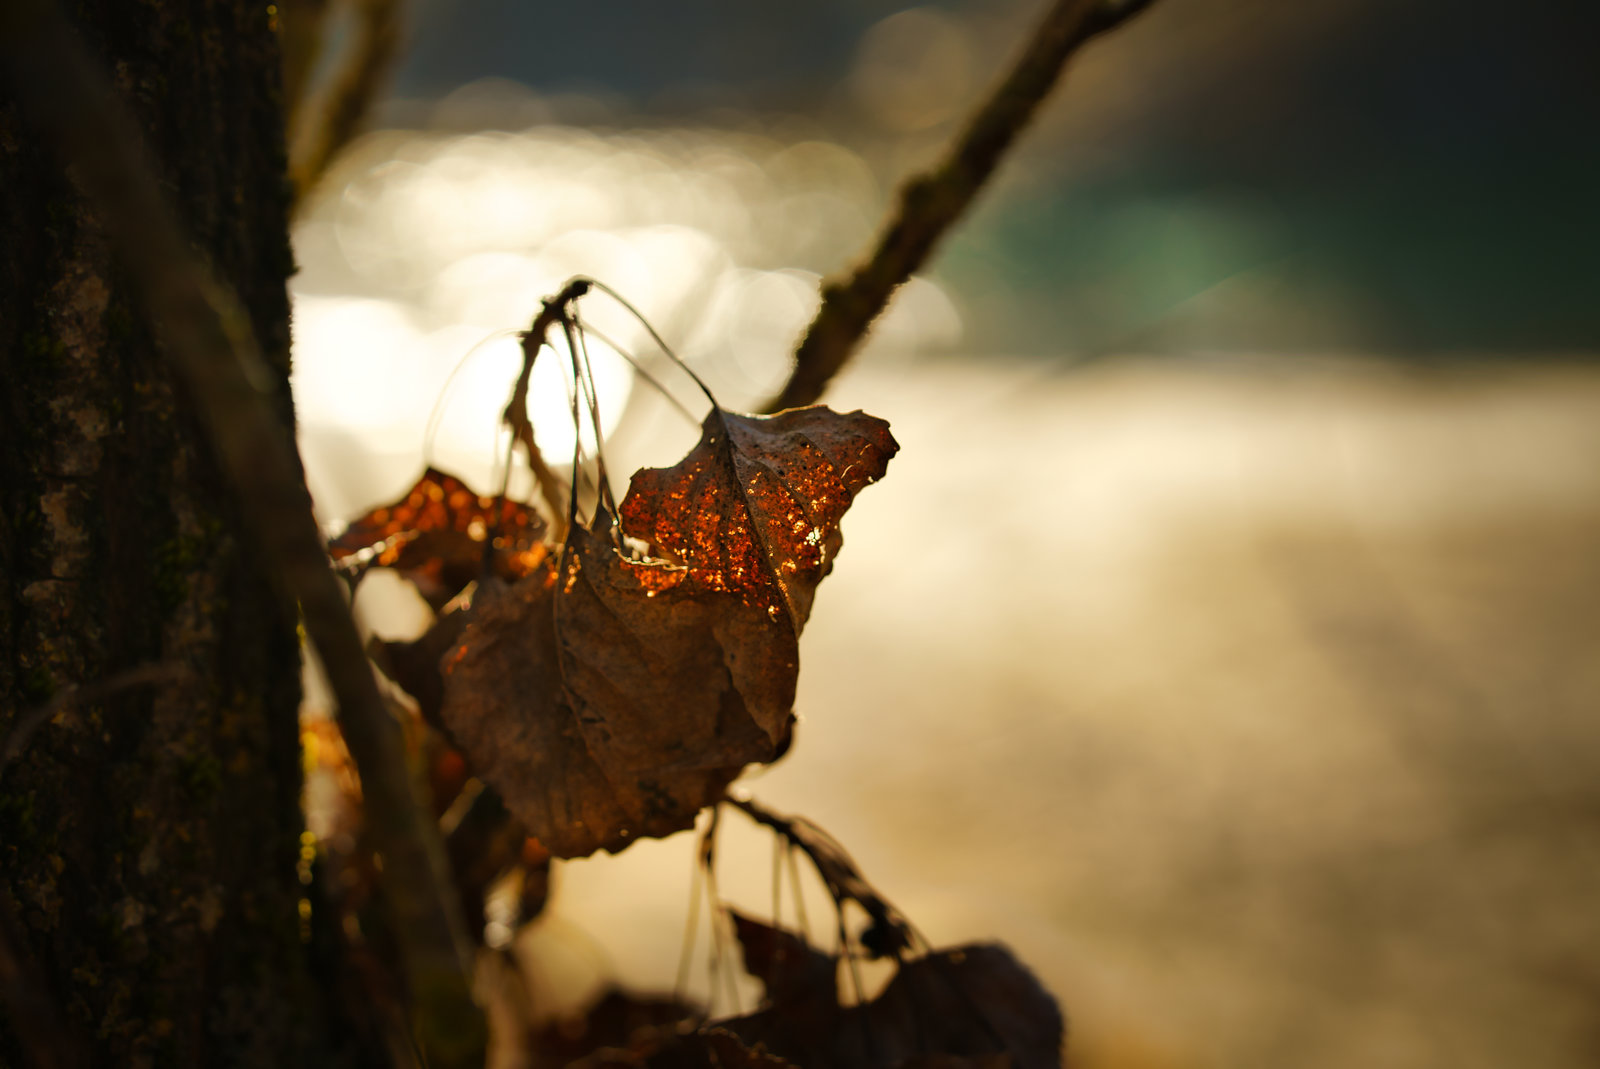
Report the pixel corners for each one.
[275,0,333,126]
[502,280,592,541]
[1,663,181,776]
[764,0,1159,413]
[0,5,484,1066]
[287,0,402,212]
[725,793,917,957]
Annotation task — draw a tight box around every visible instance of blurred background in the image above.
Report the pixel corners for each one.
[288,1,1600,1066]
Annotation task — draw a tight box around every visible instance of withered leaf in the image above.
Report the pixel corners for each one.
[439,406,896,857]
[729,910,837,1007]
[532,986,698,1068]
[379,598,472,735]
[437,560,729,858]
[704,942,1062,1069]
[731,796,914,961]
[328,467,547,608]
[620,407,898,630]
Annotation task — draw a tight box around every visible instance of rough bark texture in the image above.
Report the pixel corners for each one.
[0,3,324,1066]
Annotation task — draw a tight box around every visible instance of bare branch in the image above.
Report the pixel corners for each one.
[764,0,1159,413]
[502,279,593,542]
[1,664,182,775]
[276,0,334,124]
[726,793,920,958]
[0,4,484,1064]
[288,0,403,212]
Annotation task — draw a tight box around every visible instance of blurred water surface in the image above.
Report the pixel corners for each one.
[293,112,1600,1069]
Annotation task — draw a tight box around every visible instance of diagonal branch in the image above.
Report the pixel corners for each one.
[0,4,483,1065]
[287,0,403,212]
[764,0,1159,413]
[276,0,334,125]
[1,664,181,775]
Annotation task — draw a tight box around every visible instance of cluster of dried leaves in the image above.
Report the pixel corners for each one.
[513,797,1063,1069]
[334,402,896,858]
[317,284,1064,1067]
[536,913,1062,1069]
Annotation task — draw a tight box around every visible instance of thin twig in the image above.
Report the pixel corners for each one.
[504,279,591,543]
[786,842,811,945]
[700,811,743,1016]
[726,794,924,960]
[506,280,594,444]
[573,320,701,426]
[764,0,1160,412]
[0,6,484,1065]
[581,277,719,407]
[276,0,334,125]
[674,829,705,1006]
[421,327,522,470]
[507,416,571,545]
[1,664,180,775]
[288,0,402,212]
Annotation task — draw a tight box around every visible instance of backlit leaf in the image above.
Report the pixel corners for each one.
[437,406,896,857]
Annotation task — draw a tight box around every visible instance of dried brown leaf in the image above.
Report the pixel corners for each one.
[619,407,897,629]
[729,910,837,1007]
[437,563,695,858]
[437,406,895,857]
[708,943,1062,1069]
[532,986,698,1068]
[730,796,914,961]
[380,597,472,733]
[328,467,547,608]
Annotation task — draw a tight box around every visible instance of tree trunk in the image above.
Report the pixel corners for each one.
[0,3,328,1065]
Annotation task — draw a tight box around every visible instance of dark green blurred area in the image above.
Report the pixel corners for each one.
[941,0,1600,356]
[945,146,1600,357]
[393,0,1600,357]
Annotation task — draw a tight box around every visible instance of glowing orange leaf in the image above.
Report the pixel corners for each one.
[328,467,547,608]
[438,406,897,857]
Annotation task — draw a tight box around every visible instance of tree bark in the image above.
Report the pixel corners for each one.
[1,3,329,1065]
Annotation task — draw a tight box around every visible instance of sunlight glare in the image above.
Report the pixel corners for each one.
[291,295,427,431]
[293,117,963,516]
